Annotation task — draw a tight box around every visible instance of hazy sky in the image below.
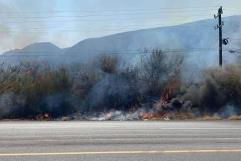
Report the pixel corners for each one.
[0,0,241,52]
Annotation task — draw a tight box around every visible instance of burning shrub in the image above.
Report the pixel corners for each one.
[84,50,184,115]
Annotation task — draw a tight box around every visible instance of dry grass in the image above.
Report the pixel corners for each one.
[227,115,241,120]
[200,115,222,121]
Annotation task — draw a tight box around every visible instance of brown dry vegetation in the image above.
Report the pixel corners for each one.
[0,50,240,120]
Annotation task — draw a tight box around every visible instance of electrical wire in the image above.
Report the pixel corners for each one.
[0,48,224,58]
[0,6,220,14]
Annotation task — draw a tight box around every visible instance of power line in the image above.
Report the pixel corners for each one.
[0,25,214,33]
[0,48,221,57]
[225,7,241,11]
[0,7,237,25]
[0,6,220,14]
[1,7,239,19]
[0,19,215,34]
[0,7,233,35]
[229,38,241,41]
[0,14,214,24]
[0,9,218,17]
[0,7,224,23]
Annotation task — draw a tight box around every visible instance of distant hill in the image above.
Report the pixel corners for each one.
[4,42,61,55]
[2,42,64,65]
[2,15,241,68]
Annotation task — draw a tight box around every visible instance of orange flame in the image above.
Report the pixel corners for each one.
[154,81,178,110]
[35,113,50,120]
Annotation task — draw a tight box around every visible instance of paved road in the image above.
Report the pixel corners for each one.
[0,121,241,161]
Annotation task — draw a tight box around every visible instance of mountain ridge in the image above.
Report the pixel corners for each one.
[1,15,241,67]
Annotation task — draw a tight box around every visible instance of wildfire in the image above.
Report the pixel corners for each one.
[140,81,179,121]
[161,81,178,104]
[139,112,161,120]
[35,113,50,120]
[154,81,178,110]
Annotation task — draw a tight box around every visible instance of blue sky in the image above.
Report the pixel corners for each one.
[0,0,241,52]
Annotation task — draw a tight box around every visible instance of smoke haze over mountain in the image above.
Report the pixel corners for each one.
[1,15,241,73]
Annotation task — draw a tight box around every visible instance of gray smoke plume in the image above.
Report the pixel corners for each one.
[0,93,25,118]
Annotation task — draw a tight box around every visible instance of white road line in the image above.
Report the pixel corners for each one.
[0,149,241,157]
[0,133,238,139]
[0,137,240,143]
[1,128,241,130]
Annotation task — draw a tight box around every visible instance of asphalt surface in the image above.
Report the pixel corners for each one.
[0,121,241,161]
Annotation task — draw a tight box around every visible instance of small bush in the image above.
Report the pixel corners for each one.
[99,55,118,74]
[184,64,241,114]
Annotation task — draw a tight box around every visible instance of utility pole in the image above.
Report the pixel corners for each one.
[214,6,223,67]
